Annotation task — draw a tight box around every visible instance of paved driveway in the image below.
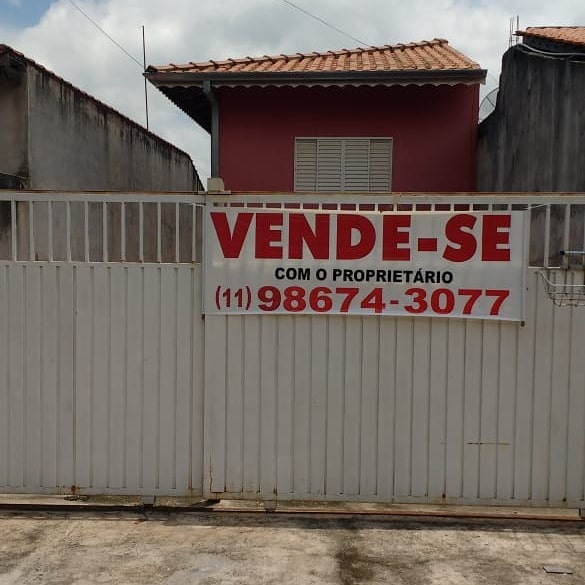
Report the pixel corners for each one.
[0,502,584,584]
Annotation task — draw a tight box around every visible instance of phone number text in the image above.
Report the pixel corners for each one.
[213,286,510,316]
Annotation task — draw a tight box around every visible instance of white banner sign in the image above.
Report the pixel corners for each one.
[204,208,527,320]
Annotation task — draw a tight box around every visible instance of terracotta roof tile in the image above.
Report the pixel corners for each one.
[518,27,585,47]
[149,38,480,75]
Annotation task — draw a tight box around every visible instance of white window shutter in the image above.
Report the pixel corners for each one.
[316,139,342,192]
[295,139,318,191]
[343,139,370,191]
[369,139,392,192]
[295,137,392,192]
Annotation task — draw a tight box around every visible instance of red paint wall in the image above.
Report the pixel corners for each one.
[217,84,480,193]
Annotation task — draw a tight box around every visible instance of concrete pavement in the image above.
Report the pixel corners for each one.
[0,498,584,584]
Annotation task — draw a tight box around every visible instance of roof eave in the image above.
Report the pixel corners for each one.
[145,68,487,133]
[145,68,487,88]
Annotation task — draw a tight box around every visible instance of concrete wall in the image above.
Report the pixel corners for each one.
[0,60,28,183]
[0,45,202,192]
[478,45,585,192]
[26,66,200,191]
[218,84,480,193]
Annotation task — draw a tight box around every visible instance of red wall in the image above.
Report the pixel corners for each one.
[217,84,480,193]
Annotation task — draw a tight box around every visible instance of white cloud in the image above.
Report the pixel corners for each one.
[2,0,585,184]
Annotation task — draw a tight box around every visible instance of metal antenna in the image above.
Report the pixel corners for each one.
[509,15,520,48]
[509,17,513,48]
[142,25,149,130]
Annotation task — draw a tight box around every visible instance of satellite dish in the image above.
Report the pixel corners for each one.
[479,87,499,122]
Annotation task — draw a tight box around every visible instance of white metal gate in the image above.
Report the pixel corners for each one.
[1,192,584,510]
[0,193,205,496]
[204,271,585,506]
[203,194,585,508]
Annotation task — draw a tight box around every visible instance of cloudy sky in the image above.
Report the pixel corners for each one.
[1,0,584,183]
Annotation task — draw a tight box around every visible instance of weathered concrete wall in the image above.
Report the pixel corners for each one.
[25,66,200,192]
[0,64,28,182]
[478,45,585,192]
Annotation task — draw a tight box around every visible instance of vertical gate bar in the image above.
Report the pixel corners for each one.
[192,204,197,263]
[175,202,180,263]
[563,204,571,267]
[528,203,532,266]
[11,200,17,261]
[157,202,162,263]
[66,201,72,262]
[84,201,89,262]
[121,202,126,262]
[428,321,448,499]
[583,204,585,264]
[48,200,53,262]
[544,205,551,267]
[29,200,35,261]
[139,202,144,263]
[102,202,108,263]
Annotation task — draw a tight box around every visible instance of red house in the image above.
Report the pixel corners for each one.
[146,39,485,192]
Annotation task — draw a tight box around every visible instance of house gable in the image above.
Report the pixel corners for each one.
[147,39,485,192]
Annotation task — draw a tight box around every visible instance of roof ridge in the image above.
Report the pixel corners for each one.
[182,39,453,70]
[148,37,482,77]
